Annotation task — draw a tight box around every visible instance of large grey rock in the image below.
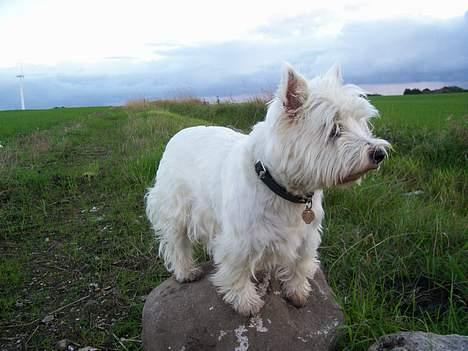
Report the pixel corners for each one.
[368,331,468,351]
[142,264,344,351]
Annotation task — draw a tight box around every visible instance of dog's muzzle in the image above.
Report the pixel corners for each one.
[341,146,387,184]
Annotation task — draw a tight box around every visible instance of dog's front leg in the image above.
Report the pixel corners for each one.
[211,241,264,316]
[278,236,320,308]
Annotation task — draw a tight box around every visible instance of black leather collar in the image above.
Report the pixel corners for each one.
[254,161,314,204]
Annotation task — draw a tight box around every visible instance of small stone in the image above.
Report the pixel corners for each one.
[368,332,468,351]
[55,339,70,350]
[42,314,54,324]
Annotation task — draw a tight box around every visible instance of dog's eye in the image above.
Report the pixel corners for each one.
[330,124,341,139]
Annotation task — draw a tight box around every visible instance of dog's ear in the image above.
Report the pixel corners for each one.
[279,64,308,118]
[325,64,343,83]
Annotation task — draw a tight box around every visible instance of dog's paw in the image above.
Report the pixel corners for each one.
[224,289,265,316]
[282,279,311,308]
[285,291,308,308]
[174,266,204,283]
[236,298,265,316]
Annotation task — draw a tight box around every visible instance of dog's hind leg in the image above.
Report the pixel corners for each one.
[146,184,202,283]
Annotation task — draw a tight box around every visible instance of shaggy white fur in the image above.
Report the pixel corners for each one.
[145,64,390,315]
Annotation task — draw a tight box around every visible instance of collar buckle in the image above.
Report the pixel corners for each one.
[256,160,267,179]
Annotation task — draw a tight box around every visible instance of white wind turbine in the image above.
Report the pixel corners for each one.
[16,64,25,110]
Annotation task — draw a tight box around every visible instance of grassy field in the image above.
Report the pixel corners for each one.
[0,107,109,141]
[0,93,467,350]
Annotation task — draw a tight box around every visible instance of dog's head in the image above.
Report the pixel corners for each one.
[261,64,390,191]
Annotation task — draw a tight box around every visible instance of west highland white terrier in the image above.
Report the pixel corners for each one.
[146,64,389,315]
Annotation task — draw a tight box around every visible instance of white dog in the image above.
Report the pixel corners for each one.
[146,64,389,315]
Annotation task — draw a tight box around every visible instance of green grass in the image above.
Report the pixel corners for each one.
[0,107,109,141]
[150,93,468,130]
[0,94,467,350]
[370,93,468,128]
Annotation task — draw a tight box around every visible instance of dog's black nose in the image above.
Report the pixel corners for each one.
[370,147,386,164]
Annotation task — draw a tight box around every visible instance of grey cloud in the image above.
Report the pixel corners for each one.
[1,12,467,109]
[330,15,468,83]
[152,11,468,84]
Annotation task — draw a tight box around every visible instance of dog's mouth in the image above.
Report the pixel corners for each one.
[339,164,379,184]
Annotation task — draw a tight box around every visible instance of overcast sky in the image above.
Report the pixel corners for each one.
[0,0,467,109]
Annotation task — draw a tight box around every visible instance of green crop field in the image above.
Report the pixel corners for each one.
[0,93,467,350]
[370,93,468,128]
[0,107,109,141]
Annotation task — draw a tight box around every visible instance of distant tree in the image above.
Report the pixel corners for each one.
[403,88,422,95]
[405,86,467,95]
[437,86,467,93]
